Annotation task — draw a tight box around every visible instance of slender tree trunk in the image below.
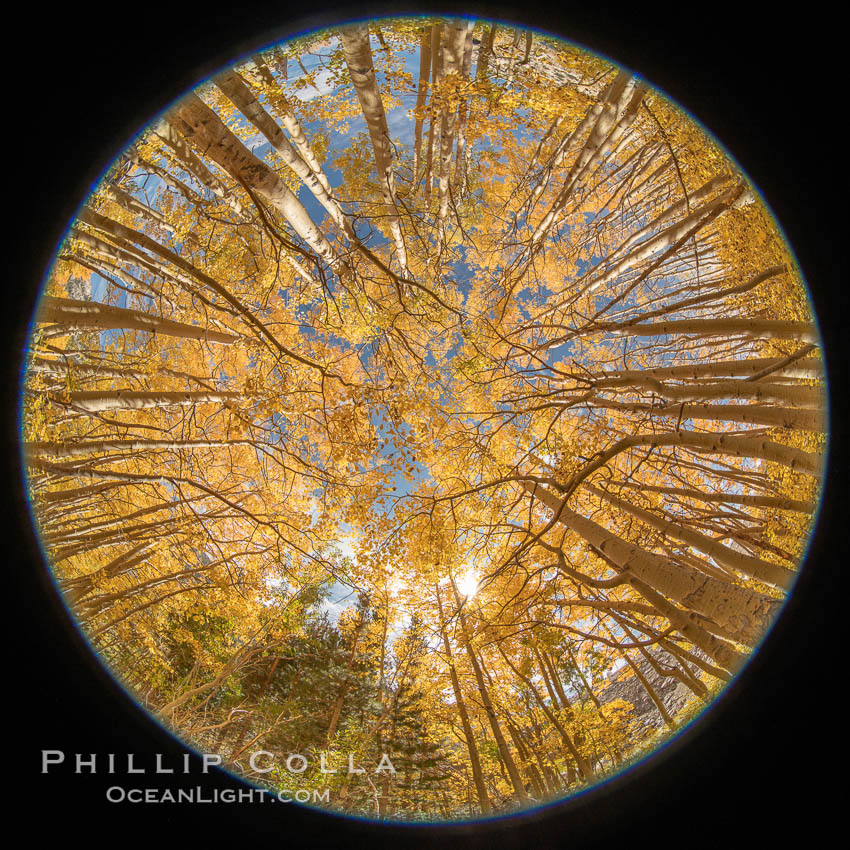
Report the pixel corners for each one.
[475,25,496,82]
[609,482,815,514]
[26,437,263,457]
[423,23,443,207]
[586,375,822,407]
[590,399,825,433]
[587,483,794,588]
[453,21,475,194]
[248,52,335,198]
[593,317,818,344]
[522,481,777,653]
[435,584,491,814]
[63,541,156,604]
[213,69,352,237]
[531,72,643,246]
[105,183,176,233]
[326,607,366,743]
[37,296,238,345]
[169,93,346,273]
[412,26,432,188]
[77,208,333,373]
[605,623,674,728]
[339,24,408,273]
[436,21,468,231]
[450,580,529,803]
[496,643,594,781]
[557,429,823,488]
[46,390,241,413]
[505,720,544,798]
[566,645,602,709]
[589,355,823,383]
[154,118,245,216]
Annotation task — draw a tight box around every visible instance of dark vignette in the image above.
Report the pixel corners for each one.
[5,3,845,847]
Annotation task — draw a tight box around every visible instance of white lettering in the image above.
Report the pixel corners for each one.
[249,750,275,774]
[202,753,222,774]
[41,750,64,773]
[75,753,97,774]
[286,754,308,774]
[375,753,397,774]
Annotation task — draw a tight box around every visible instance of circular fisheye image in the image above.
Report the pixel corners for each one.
[20,15,826,823]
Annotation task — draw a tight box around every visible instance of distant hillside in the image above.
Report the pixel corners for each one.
[598,651,704,738]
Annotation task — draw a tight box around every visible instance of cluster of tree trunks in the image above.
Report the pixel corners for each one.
[21,18,825,819]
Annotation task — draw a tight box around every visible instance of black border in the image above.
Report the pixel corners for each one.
[6,4,845,847]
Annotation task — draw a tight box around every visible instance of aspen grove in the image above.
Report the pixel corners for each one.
[21,17,826,820]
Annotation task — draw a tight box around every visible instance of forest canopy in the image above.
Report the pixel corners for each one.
[20,16,826,821]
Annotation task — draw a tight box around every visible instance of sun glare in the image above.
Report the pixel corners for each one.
[456,571,479,599]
